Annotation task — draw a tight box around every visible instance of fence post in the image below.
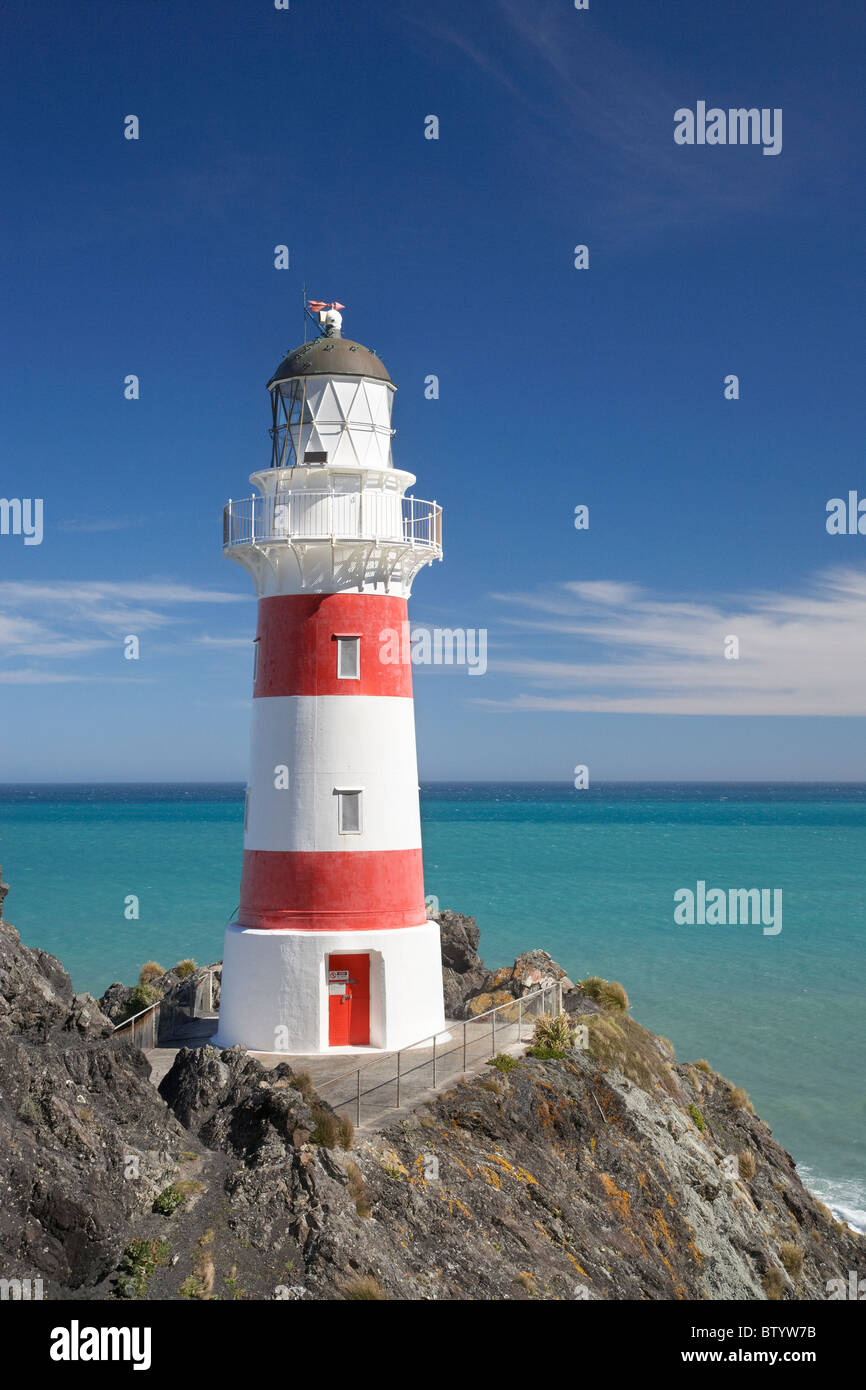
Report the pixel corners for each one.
[396,1049,401,1108]
[518,998,523,1041]
[491,1009,495,1056]
[356,1068,361,1127]
[463,1021,467,1070]
[432,1034,437,1087]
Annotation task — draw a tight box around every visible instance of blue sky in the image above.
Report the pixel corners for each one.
[1,0,865,780]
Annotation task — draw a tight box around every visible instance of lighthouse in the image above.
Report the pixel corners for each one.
[214,306,446,1054]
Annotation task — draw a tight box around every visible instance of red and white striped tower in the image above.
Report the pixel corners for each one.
[215,306,445,1053]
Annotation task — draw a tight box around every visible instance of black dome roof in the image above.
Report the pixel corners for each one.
[268,336,392,388]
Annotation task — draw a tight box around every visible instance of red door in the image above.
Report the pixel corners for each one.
[328,954,370,1046]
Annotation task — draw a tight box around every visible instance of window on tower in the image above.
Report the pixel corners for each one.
[336,789,363,835]
[335,635,361,680]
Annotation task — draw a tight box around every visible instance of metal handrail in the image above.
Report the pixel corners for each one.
[197,965,219,1015]
[222,491,442,551]
[113,999,161,1033]
[113,998,162,1051]
[112,964,219,1043]
[315,981,563,1126]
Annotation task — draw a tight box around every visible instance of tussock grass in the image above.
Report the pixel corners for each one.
[310,1106,354,1150]
[342,1275,387,1300]
[526,1012,576,1059]
[762,1267,786,1301]
[344,1160,372,1218]
[581,1011,682,1099]
[578,977,629,1012]
[779,1242,804,1278]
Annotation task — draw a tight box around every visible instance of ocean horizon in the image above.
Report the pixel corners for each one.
[1,779,864,1232]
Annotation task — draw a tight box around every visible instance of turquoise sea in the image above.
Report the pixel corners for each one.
[1,781,864,1230]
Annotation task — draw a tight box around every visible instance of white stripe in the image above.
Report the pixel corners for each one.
[245,695,422,852]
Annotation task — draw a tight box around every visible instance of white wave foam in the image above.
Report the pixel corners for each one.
[797,1166,866,1234]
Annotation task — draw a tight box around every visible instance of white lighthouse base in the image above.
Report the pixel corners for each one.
[213,919,446,1055]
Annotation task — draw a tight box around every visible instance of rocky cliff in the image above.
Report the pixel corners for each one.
[0,878,862,1301]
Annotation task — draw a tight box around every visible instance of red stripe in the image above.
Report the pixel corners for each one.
[254,594,413,698]
[239,847,427,931]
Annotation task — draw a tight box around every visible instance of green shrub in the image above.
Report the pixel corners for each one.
[687,1103,706,1133]
[578,977,629,1012]
[174,959,196,979]
[178,1261,214,1300]
[153,1184,184,1217]
[120,983,160,1021]
[114,1238,171,1299]
[488,1053,520,1074]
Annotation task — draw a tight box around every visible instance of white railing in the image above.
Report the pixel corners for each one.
[223,491,442,552]
[314,982,564,1128]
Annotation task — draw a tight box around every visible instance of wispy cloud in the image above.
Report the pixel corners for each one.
[0,669,152,685]
[0,579,249,682]
[0,582,247,606]
[410,0,825,242]
[480,566,866,716]
[193,635,252,649]
[55,517,145,534]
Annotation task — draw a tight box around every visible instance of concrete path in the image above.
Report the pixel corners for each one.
[145,1010,532,1130]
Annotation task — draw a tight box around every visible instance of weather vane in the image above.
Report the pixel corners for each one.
[306,298,345,338]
